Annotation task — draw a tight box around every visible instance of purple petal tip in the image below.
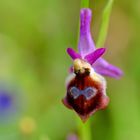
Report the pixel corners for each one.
[67,48,81,60]
[94,58,123,79]
[80,8,92,18]
[103,63,123,79]
[85,48,106,64]
[99,48,106,54]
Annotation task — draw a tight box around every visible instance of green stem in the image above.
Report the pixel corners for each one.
[77,117,92,140]
[96,0,114,48]
[81,0,89,8]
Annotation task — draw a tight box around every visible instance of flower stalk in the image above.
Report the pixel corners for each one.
[81,0,89,8]
[77,117,92,140]
[96,0,114,48]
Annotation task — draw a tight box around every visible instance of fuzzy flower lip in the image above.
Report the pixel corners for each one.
[67,8,123,79]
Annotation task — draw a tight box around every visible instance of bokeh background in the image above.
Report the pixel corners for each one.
[0,0,139,140]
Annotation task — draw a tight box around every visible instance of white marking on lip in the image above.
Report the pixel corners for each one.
[69,87,98,100]
[65,73,76,88]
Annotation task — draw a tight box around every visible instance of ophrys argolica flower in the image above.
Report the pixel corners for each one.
[62,8,123,122]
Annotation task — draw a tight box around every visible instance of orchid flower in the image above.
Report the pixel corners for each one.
[62,8,123,122]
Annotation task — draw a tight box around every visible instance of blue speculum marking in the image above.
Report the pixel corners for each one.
[69,86,97,100]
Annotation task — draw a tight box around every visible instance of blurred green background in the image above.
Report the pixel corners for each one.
[0,0,139,140]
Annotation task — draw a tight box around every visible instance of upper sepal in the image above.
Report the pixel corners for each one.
[78,8,96,58]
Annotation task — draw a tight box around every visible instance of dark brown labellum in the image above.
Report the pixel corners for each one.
[65,73,109,122]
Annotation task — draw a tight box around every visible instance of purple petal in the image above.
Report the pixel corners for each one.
[84,48,106,64]
[67,48,81,60]
[93,58,123,79]
[78,8,96,58]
